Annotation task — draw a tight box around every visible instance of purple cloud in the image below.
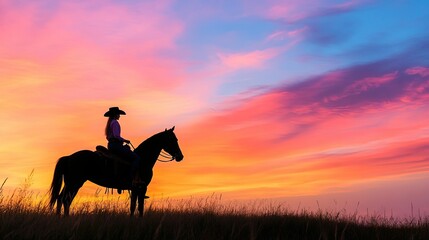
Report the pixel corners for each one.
[275,52,429,114]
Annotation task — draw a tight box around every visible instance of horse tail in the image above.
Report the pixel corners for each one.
[49,156,68,208]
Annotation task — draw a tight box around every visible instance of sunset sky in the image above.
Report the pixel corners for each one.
[1,0,429,217]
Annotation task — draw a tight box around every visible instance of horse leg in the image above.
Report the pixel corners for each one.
[64,189,77,216]
[62,186,72,216]
[137,194,144,218]
[138,186,147,218]
[63,184,82,216]
[56,188,65,215]
[130,190,138,217]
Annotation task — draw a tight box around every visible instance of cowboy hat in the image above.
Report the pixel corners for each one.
[104,107,126,117]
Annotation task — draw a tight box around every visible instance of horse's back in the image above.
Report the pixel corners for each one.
[71,149,96,155]
[64,150,102,173]
[66,148,132,188]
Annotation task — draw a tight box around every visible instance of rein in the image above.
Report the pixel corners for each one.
[128,142,175,163]
[157,150,175,162]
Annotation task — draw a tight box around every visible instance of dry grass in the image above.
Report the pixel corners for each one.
[1,178,428,240]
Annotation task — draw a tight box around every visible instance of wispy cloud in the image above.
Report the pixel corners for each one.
[182,46,429,196]
[217,47,283,69]
[266,27,308,42]
[406,66,429,77]
[243,0,370,23]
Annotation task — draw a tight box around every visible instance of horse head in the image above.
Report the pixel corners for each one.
[162,126,184,162]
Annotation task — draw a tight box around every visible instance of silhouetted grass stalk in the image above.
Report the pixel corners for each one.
[0,177,428,239]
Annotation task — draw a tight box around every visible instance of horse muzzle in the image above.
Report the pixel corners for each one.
[175,154,184,162]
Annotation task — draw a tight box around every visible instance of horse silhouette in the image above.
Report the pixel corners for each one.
[49,127,184,217]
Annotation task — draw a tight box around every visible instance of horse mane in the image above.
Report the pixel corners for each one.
[135,131,165,154]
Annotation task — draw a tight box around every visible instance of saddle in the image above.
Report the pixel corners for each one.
[95,145,131,166]
[95,146,149,198]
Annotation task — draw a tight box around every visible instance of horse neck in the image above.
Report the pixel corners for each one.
[135,134,163,166]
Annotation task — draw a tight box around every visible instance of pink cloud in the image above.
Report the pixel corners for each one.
[330,71,399,101]
[266,31,289,42]
[405,66,429,77]
[217,48,282,69]
[267,4,292,19]
[266,27,308,42]
[0,0,186,89]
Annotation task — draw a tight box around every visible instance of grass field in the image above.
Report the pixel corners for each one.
[1,179,428,240]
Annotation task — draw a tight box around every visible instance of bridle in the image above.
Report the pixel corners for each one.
[157,150,176,162]
[128,142,176,163]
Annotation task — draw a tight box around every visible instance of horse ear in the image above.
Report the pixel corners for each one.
[165,128,167,131]
[171,126,175,131]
